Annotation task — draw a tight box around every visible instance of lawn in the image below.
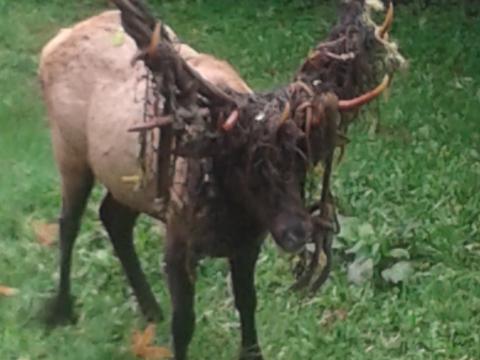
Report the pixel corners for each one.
[1,0,479,359]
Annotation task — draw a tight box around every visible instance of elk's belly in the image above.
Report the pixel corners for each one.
[86,67,164,217]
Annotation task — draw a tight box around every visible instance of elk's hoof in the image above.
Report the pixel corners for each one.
[239,346,264,360]
[142,302,164,323]
[43,294,76,327]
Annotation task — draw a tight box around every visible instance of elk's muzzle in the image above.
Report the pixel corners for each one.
[280,223,310,254]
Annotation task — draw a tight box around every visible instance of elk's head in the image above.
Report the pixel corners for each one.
[218,0,407,286]
[224,112,313,254]
[216,1,406,258]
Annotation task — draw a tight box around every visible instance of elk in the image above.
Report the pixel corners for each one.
[39,0,404,359]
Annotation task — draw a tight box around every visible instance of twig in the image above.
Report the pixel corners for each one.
[128,116,173,132]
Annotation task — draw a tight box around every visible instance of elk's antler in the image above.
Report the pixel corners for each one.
[338,75,390,111]
[112,0,237,108]
[113,0,243,205]
[112,0,403,294]
[111,0,157,48]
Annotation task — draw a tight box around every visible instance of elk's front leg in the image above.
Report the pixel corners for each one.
[230,246,263,360]
[165,237,196,360]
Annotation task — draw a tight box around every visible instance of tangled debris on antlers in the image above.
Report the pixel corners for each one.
[112,0,405,292]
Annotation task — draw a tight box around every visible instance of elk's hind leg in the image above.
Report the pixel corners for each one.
[45,164,94,326]
[99,193,162,322]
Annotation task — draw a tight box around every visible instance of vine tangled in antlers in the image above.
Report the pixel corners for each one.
[112,0,405,292]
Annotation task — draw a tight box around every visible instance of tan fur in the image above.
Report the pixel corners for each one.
[39,10,252,218]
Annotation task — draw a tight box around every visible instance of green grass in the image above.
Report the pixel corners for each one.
[1,0,480,359]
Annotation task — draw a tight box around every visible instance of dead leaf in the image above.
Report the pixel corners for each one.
[132,324,173,360]
[132,324,155,355]
[320,308,348,327]
[0,285,19,296]
[32,220,58,246]
[141,347,173,360]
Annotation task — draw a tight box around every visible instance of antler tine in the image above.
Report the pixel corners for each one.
[148,22,162,57]
[377,2,394,39]
[338,75,390,111]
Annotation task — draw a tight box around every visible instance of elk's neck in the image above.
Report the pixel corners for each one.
[167,157,266,258]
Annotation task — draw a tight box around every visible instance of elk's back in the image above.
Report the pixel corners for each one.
[39,10,251,217]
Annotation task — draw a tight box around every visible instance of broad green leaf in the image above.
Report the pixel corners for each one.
[337,216,361,242]
[358,223,374,238]
[389,248,410,259]
[381,261,414,284]
[347,257,374,285]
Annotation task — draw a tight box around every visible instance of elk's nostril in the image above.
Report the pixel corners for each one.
[291,224,307,241]
[281,224,308,253]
